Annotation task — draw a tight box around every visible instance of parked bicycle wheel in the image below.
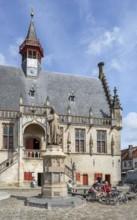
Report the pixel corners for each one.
[99,195,107,204]
[118,192,128,204]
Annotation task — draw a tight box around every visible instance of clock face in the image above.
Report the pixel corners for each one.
[27,67,37,76]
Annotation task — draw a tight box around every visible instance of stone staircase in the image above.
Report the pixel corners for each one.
[65,164,73,179]
[0,152,73,180]
[0,152,18,174]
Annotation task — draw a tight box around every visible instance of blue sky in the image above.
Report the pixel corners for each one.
[0,0,137,149]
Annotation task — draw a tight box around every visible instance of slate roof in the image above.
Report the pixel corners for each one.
[0,65,110,118]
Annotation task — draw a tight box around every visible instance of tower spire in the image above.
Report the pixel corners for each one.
[19,8,44,77]
[26,6,37,40]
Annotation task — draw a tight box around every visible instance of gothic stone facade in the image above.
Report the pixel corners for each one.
[0,14,122,187]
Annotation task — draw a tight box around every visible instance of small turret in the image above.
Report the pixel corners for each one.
[111,87,122,129]
[19,8,44,78]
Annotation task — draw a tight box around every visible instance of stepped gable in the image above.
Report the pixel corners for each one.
[98,62,112,107]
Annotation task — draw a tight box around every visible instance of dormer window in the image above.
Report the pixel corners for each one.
[68,90,75,102]
[29,85,36,97]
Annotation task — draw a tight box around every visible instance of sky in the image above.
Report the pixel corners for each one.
[0,0,137,149]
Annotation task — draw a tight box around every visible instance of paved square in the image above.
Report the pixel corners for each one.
[0,189,136,220]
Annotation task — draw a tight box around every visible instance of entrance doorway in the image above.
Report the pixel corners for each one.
[37,173,44,186]
[105,174,111,184]
[26,138,40,150]
[24,123,45,151]
[83,174,88,185]
[94,173,103,181]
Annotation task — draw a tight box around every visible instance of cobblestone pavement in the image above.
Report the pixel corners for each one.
[0,189,137,220]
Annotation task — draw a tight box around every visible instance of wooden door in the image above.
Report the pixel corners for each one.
[105,174,111,184]
[94,173,103,181]
[83,174,88,185]
[26,138,33,149]
[37,173,44,186]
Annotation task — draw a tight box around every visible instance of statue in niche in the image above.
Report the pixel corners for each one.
[47,107,60,145]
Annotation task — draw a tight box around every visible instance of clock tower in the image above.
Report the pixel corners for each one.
[19,10,44,77]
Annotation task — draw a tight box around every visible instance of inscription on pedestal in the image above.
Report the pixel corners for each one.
[48,167,64,173]
[54,192,60,196]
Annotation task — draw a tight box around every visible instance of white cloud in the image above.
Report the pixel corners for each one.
[42,53,54,67]
[110,59,122,72]
[122,112,137,148]
[91,68,98,77]
[87,27,123,55]
[0,53,6,65]
[75,0,95,25]
[9,37,24,57]
[123,112,137,130]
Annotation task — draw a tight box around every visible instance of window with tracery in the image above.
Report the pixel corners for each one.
[3,124,14,149]
[75,129,85,152]
[97,130,107,153]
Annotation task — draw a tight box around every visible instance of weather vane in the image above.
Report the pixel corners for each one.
[30,4,34,19]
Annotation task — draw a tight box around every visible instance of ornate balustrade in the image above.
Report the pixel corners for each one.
[0,110,18,119]
[93,117,111,126]
[59,114,112,126]
[20,104,49,115]
[0,105,112,126]
[23,149,46,159]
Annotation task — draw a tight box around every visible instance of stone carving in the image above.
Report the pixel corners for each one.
[47,107,60,145]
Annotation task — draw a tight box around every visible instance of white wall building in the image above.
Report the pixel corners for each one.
[0,12,122,187]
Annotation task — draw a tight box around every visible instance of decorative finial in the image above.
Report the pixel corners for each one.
[114,87,117,96]
[20,93,23,104]
[30,4,34,19]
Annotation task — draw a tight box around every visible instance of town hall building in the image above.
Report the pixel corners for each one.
[0,11,122,187]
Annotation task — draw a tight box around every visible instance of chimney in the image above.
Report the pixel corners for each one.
[128,145,133,150]
[98,62,104,80]
[128,145,133,158]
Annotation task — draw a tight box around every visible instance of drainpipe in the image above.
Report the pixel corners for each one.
[18,95,23,187]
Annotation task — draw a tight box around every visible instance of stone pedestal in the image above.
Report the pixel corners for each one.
[25,144,86,209]
[42,145,68,198]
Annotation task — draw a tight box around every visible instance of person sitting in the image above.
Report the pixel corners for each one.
[102,181,112,197]
[67,180,75,193]
[97,176,102,184]
[89,182,100,196]
[31,178,37,188]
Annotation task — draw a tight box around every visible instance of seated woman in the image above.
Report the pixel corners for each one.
[102,181,112,197]
[67,180,75,193]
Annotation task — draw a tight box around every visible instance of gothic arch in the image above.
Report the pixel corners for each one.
[23,123,46,151]
[22,121,46,134]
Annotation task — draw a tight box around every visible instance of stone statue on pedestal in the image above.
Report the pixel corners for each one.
[47,107,60,145]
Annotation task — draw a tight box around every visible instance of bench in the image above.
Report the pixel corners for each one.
[75,186,90,194]
[126,192,137,200]
[71,192,88,198]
